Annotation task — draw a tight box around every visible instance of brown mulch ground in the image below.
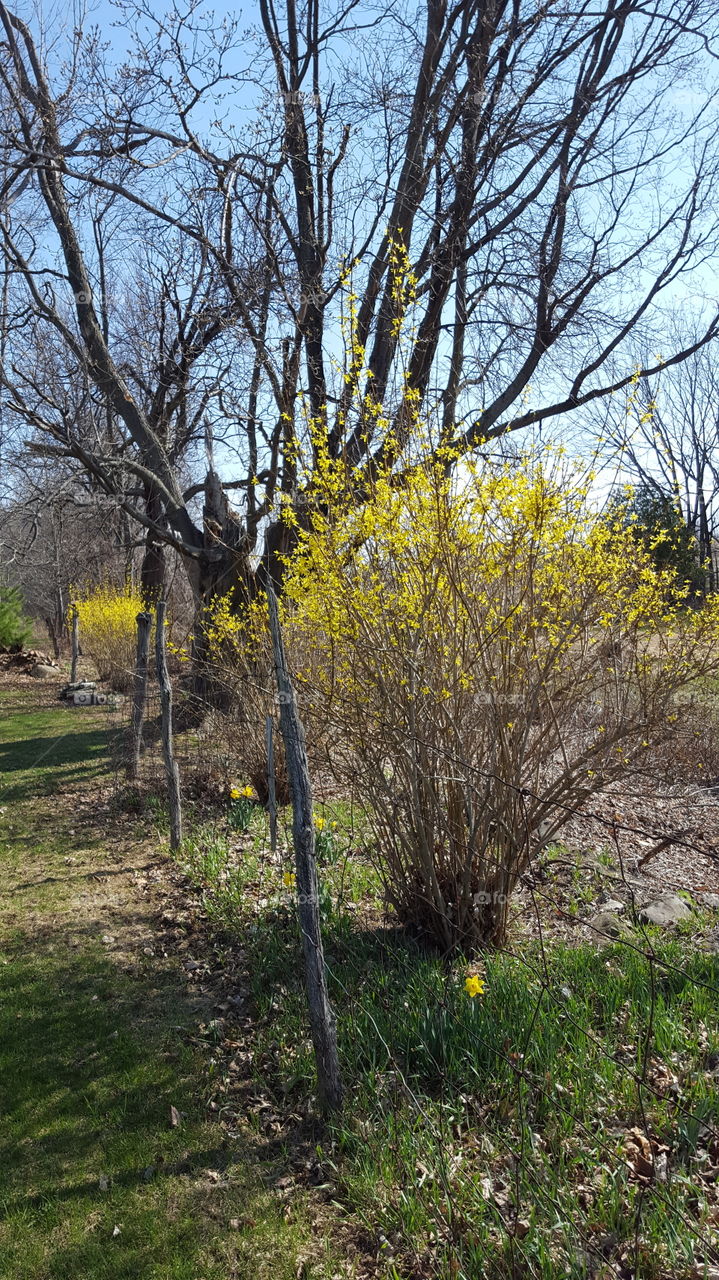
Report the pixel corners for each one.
[561,775,719,899]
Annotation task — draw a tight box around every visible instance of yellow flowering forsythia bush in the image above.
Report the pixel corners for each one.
[279,452,719,951]
[74,584,145,693]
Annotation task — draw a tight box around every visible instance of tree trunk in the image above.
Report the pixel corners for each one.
[183,475,299,711]
[140,485,166,606]
[265,714,278,854]
[45,615,62,659]
[69,605,80,682]
[128,610,152,782]
[155,600,183,850]
[266,583,343,1113]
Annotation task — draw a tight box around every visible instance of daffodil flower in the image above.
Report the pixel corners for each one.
[465,974,485,998]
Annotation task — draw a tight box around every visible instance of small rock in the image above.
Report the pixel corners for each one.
[599,898,625,913]
[700,893,719,913]
[101,934,115,945]
[98,1174,109,1191]
[112,1225,121,1238]
[589,911,630,939]
[32,663,59,678]
[639,894,693,927]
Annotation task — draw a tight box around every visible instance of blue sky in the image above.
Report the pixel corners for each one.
[9,0,719,513]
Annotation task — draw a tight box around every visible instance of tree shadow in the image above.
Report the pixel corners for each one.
[0,728,109,800]
[0,919,262,1276]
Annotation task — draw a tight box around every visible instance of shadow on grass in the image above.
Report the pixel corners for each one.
[0,728,109,801]
[8,861,161,894]
[0,922,260,1278]
[0,728,108,773]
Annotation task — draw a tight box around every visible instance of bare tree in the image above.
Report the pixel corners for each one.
[0,460,133,654]
[601,331,719,590]
[2,0,719,651]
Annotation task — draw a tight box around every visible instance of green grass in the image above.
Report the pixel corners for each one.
[0,930,318,1279]
[170,793,383,940]
[61,701,719,1277]
[0,686,344,1280]
[180,805,719,1280]
[0,688,109,801]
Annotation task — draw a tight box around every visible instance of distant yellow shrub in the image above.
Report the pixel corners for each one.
[74,584,146,692]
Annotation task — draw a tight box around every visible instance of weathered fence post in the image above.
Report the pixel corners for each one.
[265,714,278,855]
[128,610,152,782]
[69,605,80,684]
[266,584,343,1113]
[155,600,182,850]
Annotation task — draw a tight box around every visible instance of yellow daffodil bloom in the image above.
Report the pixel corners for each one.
[465,975,485,998]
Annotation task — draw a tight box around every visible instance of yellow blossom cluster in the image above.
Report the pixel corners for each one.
[205,593,268,664]
[270,444,719,950]
[73,583,146,692]
[282,450,719,710]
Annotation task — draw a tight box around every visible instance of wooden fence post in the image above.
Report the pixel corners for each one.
[155,600,182,850]
[128,610,152,782]
[266,584,343,1113]
[69,605,80,684]
[265,714,278,855]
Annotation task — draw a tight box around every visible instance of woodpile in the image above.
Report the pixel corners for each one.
[0,646,59,676]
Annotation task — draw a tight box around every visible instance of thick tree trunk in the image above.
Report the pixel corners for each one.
[177,472,300,719]
[140,485,166,606]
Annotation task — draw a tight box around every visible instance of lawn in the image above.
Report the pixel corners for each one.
[3,678,719,1279]
[0,683,345,1280]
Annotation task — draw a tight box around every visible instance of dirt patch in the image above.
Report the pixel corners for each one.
[560,774,719,894]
